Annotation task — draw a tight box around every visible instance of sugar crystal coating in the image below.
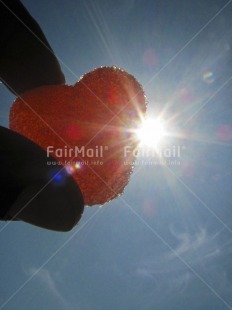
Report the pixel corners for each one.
[10,67,146,206]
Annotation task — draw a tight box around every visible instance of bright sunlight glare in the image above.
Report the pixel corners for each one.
[136,118,166,147]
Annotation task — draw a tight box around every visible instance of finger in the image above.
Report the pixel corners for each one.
[0,0,65,95]
[0,126,84,231]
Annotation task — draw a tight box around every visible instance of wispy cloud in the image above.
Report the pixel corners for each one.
[134,226,232,296]
[27,267,69,309]
[169,227,220,259]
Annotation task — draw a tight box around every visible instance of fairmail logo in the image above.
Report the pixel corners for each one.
[47,145,109,158]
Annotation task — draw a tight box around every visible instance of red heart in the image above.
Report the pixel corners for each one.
[10,67,146,206]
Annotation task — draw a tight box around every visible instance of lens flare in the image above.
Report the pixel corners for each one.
[65,166,74,174]
[202,71,215,84]
[136,118,166,147]
[75,162,82,169]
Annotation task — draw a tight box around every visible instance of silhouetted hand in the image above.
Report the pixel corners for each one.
[0,0,84,231]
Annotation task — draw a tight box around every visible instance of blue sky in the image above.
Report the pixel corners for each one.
[0,0,232,309]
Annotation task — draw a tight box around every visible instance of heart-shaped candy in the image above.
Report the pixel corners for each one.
[10,66,146,206]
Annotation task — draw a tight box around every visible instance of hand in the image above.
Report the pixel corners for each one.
[0,0,84,231]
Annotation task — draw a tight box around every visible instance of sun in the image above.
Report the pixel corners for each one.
[136,118,166,147]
